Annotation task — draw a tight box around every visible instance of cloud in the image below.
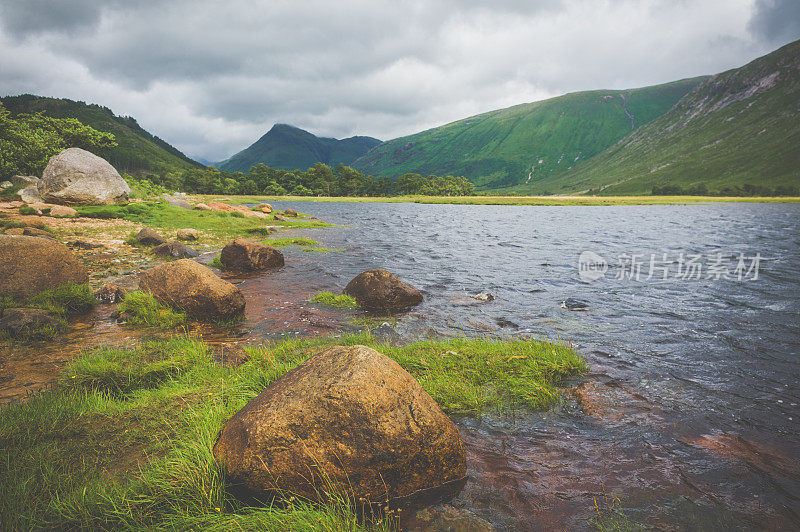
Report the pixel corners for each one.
[0,0,795,162]
[748,0,800,44]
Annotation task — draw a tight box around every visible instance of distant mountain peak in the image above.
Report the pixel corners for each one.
[216,124,381,172]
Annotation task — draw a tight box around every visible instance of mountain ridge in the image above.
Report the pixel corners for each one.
[216,124,381,172]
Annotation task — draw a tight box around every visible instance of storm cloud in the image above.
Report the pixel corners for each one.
[0,0,796,161]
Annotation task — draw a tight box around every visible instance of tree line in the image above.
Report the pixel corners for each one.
[652,183,798,197]
[146,163,475,197]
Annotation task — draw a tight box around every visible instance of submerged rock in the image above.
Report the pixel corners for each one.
[472,292,494,301]
[213,344,466,503]
[345,269,423,311]
[0,308,63,339]
[39,148,130,205]
[561,298,588,311]
[220,238,284,270]
[408,505,495,532]
[0,235,89,299]
[152,240,199,259]
[136,228,167,246]
[138,258,245,319]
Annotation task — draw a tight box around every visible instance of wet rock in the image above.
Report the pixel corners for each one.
[273,214,286,221]
[138,258,245,319]
[0,308,63,339]
[176,228,201,241]
[10,175,39,187]
[136,227,167,246]
[220,238,284,271]
[685,433,800,478]
[48,205,77,218]
[18,185,42,204]
[39,148,130,205]
[68,239,105,250]
[96,284,128,304]
[283,208,298,217]
[152,240,199,259]
[407,505,495,532]
[472,292,494,301]
[345,269,423,311]
[194,203,211,211]
[213,345,466,503]
[0,235,88,299]
[256,203,272,213]
[571,381,652,423]
[561,298,588,311]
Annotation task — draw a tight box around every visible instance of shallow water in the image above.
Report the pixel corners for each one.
[3,201,798,529]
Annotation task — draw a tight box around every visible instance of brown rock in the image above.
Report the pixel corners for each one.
[136,227,167,246]
[138,258,245,319]
[283,208,298,217]
[213,345,466,503]
[256,203,273,213]
[152,240,199,259]
[207,202,261,218]
[273,214,286,221]
[220,238,284,271]
[345,269,423,311]
[176,228,202,241]
[0,235,89,299]
[48,205,77,218]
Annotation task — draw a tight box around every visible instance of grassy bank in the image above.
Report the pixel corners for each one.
[0,332,585,529]
[207,194,800,207]
[72,202,330,247]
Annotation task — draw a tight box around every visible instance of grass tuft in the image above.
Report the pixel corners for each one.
[264,237,321,247]
[26,282,97,316]
[116,290,187,328]
[310,291,360,310]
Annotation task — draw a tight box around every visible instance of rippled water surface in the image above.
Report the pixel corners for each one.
[266,201,800,530]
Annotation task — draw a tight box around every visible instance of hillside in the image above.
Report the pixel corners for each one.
[516,39,800,195]
[351,78,705,189]
[0,94,203,175]
[216,124,381,172]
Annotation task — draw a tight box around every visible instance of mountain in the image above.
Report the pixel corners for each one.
[216,124,381,172]
[351,78,705,189]
[511,39,800,195]
[0,94,203,175]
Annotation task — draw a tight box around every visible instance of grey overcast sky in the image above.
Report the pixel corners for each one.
[1,0,798,162]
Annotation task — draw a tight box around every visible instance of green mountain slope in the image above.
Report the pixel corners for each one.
[0,94,203,175]
[517,39,800,195]
[216,124,381,172]
[351,78,705,189]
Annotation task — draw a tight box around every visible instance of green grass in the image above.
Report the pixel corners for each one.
[264,237,322,247]
[310,291,360,310]
[74,202,330,247]
[116,290,187,329]
[0,332,584,529]
[209,254,223,269]
[0,282,95,343]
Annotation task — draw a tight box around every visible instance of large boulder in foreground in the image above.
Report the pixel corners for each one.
[214,345,466,503]
[220,238,284,271]
[138,259,245,319]
[0,235,89,299]
[39,148,130,205]
[345,269,423,311]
